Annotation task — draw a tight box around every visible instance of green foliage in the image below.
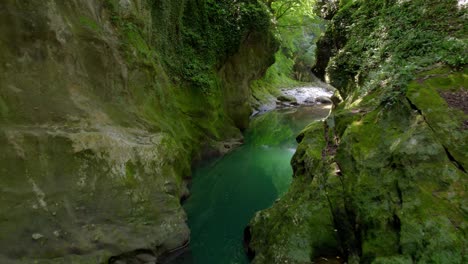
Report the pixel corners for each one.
[151,0,273,91]
[322,0,468,102]
[251,0,323,101]
[260,0,324,86]
[105,0,274,92]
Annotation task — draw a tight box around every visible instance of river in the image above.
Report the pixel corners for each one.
[167,103,331,264]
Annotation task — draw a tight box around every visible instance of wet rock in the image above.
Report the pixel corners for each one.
[304,97,315,104]
[315,96,332,104]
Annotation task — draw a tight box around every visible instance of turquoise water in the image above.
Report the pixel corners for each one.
[170,105,331,264]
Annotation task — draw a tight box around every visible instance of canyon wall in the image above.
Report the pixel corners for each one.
[0,0,277,263]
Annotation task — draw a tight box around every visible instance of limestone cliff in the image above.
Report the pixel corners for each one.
[0,0,277,263]
[248,0,467,263]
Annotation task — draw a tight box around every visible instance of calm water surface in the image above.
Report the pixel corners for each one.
[170,105,331,264]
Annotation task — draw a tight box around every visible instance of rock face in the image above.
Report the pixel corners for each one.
[0,0,277,263]
[220,30,278,130]
[247,0,467,263]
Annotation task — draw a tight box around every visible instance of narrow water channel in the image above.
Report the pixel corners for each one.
[170,104,331,264]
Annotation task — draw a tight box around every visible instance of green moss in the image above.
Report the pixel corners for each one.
[422,67,468,91]
[79,16,102,33]
[124,161,138,188]
[406,66,468,169]
[331,109,362,137]
[333,101,466,261]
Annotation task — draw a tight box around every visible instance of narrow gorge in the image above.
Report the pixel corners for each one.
[0,1,466,264]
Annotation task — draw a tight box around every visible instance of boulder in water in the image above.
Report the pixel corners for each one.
[315,96,332,104]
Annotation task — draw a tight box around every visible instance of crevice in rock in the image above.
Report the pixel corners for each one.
[443,146,467,173]
[325,193,347,261]
[392,213,402,254]
[406,97,423,115]
[395,178,403,208]
[406,97,466,173]
[344,203,363,260]
[323,119,339,159]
